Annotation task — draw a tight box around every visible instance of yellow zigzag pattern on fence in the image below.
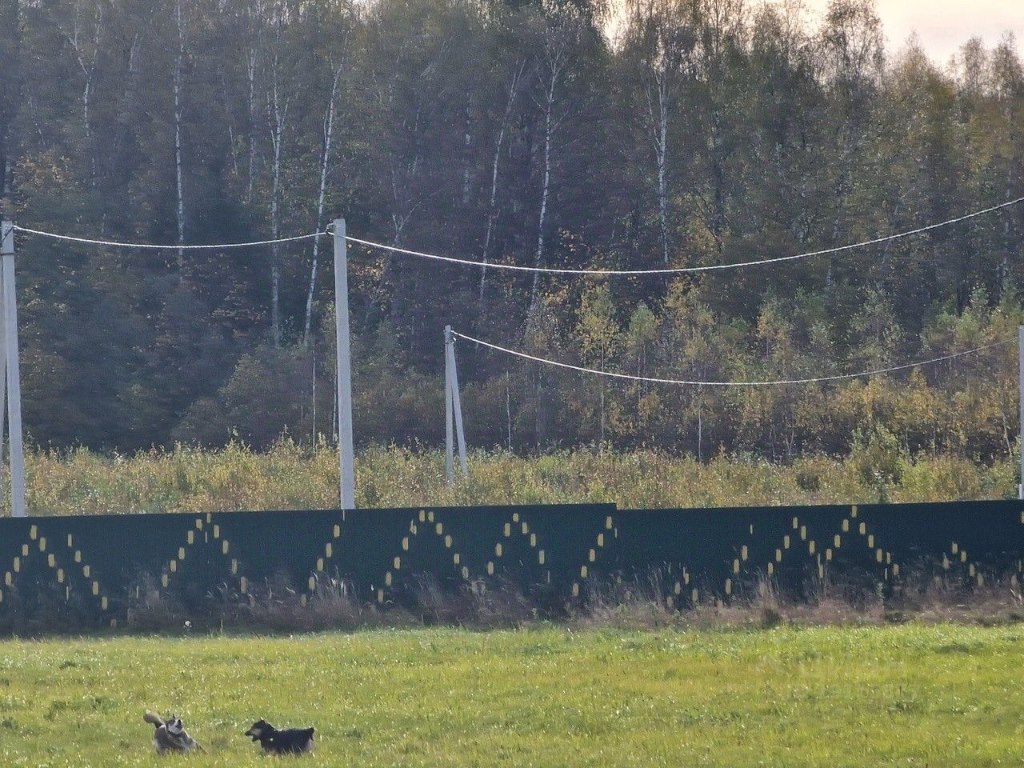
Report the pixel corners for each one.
[570,514,616,599]
[490,510,540,579]
[152,508,1024,605]
[302,515,346,606]
[158,513,248,596]
[0,524,111,614]
[668,506,901,608]
[939,515,1024,589]
[303,509,617,604]
[1,508,1021,618]
[375,509,466,604]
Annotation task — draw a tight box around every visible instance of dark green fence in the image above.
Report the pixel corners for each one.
[0,501,1021,627]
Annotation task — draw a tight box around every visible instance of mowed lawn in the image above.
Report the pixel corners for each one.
[1,625,1022,767]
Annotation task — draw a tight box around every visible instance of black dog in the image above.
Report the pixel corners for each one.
[244,719,315,754]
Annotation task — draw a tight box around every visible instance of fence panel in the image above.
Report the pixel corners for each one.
[0,501,1021,627]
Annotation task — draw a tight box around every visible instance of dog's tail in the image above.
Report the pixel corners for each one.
[143,710,164,728]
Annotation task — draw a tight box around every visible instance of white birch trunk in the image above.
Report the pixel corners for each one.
[531,84,554,308]
[58,1,103,180]
[173,0,186,273]
[480,61,525,304]
[221,71,239,180]
[655,73,670,265]
[246,45,258,203]
[530,44,565,313]
[114,33,140,168]
[644,60,672,267]
[599,349,605,445]
[304,63,344,347]
[267,49,289,347]
[461,103,472,206]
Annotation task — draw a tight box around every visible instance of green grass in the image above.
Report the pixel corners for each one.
[1,625,1023,766]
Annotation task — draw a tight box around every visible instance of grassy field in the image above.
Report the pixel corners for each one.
[1,625,1022,767]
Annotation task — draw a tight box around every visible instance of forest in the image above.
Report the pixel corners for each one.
[0,0,1021,465]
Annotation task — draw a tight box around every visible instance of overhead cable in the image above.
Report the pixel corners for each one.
[451,331,1010,387]
[11,224,327,250]
[11,195,1021,263]
[348,196,1024,275]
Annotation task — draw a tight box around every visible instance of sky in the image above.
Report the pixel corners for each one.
[790,0,1023,64]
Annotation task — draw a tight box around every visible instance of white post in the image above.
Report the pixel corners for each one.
[1,222,25,518]
[333,219,355,510]
[0,324,5,505]
[444,326,467,482]
[450,333,467,477]
[445,326,454,484]
[0,231,6,513]
[1019,325,1023,500]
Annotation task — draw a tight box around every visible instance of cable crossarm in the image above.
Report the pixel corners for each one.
[348,196,1024,276]
[11,225,328,250]
[451,331,1012,387]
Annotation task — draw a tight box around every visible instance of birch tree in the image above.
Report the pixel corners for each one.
[479,59,525,304]
[816,0,884,285]
[577,284,620,444]
[244,1,266,204]
[0,0,19,202]
[622,0,696,266]
[266,39,290,347]
[172,0,187,270]
[303,59,346,346]
[529,8,578,314]
[52,0,104,181]
[690,0,746,252]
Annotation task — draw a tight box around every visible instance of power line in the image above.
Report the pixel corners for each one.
[11,193,1021,263]
[11,225,327,250]
[451,330,1011,387]
[347,196,1024,276]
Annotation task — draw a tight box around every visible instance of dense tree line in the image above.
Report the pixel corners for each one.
[0,0,1021,461]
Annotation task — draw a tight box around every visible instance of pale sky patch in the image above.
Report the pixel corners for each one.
[780,0,1022,64]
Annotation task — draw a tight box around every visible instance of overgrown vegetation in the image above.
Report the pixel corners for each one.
[1,624,1023,766]
[112,567,1024,636]
[19,441,1019,516]
[0,0,1021,459]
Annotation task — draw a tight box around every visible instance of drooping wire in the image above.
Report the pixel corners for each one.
[11,224,328,250]
[347,195,1024,276]
[11,194,1021,266]
[451,331,1011,387]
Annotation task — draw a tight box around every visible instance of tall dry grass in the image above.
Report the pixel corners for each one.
[16,440,1020,516]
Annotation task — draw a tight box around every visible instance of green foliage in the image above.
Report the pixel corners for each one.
[0,0,1022,460]
[849,424,908,501]
[1,626,1024,766]
[174,343,317,449]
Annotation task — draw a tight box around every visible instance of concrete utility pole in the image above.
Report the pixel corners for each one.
[334,219,355,511]
[0,222,26,517]
[1019,326,1023,500]
[444,325,467,484]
